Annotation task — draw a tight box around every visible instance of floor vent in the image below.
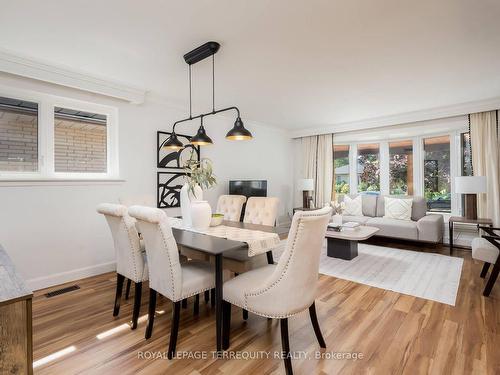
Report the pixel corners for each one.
[45,285,80,298]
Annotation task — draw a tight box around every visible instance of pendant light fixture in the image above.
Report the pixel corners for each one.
[190,117,213,146]
[226,117,252,140]
[160,41,253,151]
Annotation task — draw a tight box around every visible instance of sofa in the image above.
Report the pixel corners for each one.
[340,194,444,243]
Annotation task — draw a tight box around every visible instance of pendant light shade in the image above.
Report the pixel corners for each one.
[226,117,252,140]
[163,132,184,150]
[190,123,213,146]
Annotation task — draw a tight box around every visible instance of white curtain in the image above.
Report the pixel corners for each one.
[300,134,333,207]
[470,110,500,226]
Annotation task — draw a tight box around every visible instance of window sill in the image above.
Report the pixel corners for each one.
[0,178,125,187]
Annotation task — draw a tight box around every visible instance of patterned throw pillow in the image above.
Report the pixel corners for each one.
[383,197,413,221]
[343,195,363,216]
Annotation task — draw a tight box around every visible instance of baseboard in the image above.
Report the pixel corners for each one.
[26,261,116,291]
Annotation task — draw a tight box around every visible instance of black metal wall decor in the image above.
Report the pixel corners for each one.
[157,171,187,208]
[157,131,200,169]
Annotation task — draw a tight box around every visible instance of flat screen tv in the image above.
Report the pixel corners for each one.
[229,180,267,198]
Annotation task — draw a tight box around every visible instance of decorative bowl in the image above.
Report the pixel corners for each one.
[210,213,224,227]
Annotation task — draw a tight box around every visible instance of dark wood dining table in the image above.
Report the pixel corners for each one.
[171,220,289,352]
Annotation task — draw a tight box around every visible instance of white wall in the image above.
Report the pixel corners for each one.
[0,74,293,290]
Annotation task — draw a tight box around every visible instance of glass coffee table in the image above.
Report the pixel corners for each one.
[325,226,379,260]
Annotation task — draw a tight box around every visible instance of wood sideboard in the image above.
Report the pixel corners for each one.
[0,245,33,375]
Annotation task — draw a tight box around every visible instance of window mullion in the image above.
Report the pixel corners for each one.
[40,101,54,177]
[379,142,389,195]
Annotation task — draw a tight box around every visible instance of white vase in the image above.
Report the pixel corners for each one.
[190,201,212,230]
[180,183,203,228]
[332,213,343,225]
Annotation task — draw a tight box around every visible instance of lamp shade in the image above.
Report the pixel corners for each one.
[297,178,314,191]
[226,117,253,140]
[162,132,184,150]
[190,125,213,146]
[454,176,487,194]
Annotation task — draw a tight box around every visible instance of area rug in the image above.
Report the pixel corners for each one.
[319,244,463,306]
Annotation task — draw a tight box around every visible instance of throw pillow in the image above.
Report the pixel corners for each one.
[343,195,363,216]
[383,197,413,221]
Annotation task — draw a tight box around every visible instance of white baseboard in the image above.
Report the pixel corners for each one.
[26,261,116,292]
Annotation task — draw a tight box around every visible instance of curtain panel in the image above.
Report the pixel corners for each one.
[300,134,333,208]
[470,110,500,226]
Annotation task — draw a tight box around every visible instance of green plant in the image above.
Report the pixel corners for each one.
[183,150,217,195]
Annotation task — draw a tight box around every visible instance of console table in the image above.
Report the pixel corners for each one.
[0,245,33,375]
[448,216,493,254]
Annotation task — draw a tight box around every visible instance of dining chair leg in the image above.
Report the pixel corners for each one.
[204,290,210,303]
[145,289,157,339]
[483,263,499,297]
[131,282,142,329]
[125,279,132,299]
[168,301,181,360]
[309,302,326,348]
[480,262,490,278]
[280,318,293,375]
[194,294,200,315]
[242,309,248,320]
[182,298,187,309]
[222,301,231,350]
[210,288,215,308]
[113,273,125,317]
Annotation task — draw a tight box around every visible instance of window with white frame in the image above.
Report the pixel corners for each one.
[330,122,470,214]
[423,135,451,213]
[0,92,118,180]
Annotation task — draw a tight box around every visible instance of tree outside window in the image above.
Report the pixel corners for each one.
[423,135,451,212]
[357,143,380,193]
[333,145,350,200]
[389,140,413,195]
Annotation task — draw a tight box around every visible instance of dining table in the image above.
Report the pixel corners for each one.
[171,220,289,352]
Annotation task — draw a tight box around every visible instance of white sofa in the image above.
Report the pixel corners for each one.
[340,194,444,243]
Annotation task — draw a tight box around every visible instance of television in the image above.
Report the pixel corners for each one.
[229,180,267,198]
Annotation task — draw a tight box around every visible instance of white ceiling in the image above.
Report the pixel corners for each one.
[0,0,499,131]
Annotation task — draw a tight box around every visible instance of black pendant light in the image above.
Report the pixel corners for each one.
[226,117,253,140]
[190,118,213,146]
[162,131,184,150]
[164,41,253,148]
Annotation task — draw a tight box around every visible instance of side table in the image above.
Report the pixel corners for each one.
[448,216,493,254]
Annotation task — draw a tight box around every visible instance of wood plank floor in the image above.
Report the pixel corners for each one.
[32,242,499,375]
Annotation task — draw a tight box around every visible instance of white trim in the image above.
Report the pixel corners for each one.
[0,179,125,187]
[291,97,500,138]
[0,48,146,104]
[26,261,116,291]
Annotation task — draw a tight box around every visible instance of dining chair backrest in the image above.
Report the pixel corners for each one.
[97,203,146,283]
[216,195,247,221]
[245,207,332,316]
[128,205,182,301]
[243,197,279,226]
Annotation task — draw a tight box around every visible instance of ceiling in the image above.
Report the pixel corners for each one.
[0,0,499,132]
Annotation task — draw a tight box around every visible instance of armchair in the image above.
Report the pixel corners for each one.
[472,226,500,296]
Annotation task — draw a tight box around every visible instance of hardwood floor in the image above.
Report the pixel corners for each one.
[32,243,499,375]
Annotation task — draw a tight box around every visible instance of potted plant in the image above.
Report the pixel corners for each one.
[180,150,217,229]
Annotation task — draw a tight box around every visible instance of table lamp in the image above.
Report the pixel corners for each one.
[297,178,314,208]
[454,176,487,220]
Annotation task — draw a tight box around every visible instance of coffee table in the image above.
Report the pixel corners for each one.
[325,226,379,260]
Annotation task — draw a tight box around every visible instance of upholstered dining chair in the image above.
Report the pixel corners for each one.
[222,207,332,375]
[128,205,216,359]
[216,194,247,221]
[473,226,500,296]
[97,203,148,330]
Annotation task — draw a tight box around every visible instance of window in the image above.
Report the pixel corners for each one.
[357,143,379,192]
[0,89,117,181]
[0,96,38,172]
[461,132,472,177]
[54,107,107,173]
[333,144,350,199]
[423,135,451,212]
[389,140,413,195]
